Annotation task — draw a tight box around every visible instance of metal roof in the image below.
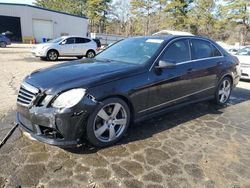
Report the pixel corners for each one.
[153,30,194,36]
[0,3,88,19]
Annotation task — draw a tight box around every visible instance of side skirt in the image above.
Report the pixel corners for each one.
[134,96,214,124]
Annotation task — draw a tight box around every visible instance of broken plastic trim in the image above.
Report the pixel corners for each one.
[87,94,102,104]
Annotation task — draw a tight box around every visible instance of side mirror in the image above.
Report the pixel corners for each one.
[60,40,66,45]
[155,60,176,69]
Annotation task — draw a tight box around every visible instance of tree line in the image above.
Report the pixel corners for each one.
[34,0,250,45]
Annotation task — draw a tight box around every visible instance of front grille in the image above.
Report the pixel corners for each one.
[17,82,39,107]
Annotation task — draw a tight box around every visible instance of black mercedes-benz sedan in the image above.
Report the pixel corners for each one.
[16,35,241,147]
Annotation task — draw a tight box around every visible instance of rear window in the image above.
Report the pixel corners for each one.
[191,39,213,59]
[75,38,91,44]
[211,45,222,57]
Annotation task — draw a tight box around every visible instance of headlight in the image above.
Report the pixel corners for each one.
[52,88,86,108]
[41,95,53,106]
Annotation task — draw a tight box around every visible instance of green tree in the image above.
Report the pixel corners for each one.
[220,0,250,45]
[163,0,193,30]
[187,0,216,36]
[130,0,157,35]
[85,0,112,33]
[109,0,130,35]
[34,0,86,16]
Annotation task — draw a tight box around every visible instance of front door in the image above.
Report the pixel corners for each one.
[141,39,196,114]
[59,37,76,56]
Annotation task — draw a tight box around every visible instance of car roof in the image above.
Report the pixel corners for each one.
[63,35,91,39]
[133,35,212,42]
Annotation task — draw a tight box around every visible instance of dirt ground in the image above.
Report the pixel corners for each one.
[0,44,250,188]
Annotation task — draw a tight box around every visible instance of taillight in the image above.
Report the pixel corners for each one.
[96,47,100,51]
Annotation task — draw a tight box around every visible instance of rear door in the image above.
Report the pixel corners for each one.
[190,39,224,97]
[75,37,93,55]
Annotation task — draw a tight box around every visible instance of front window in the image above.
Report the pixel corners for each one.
[64,38,75,44]
[237,47,250,56]
[47,37,64,43]
[161,39,190,63]
[95,38,164,65]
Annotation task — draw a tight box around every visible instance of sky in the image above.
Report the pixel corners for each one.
[0,0,35,5]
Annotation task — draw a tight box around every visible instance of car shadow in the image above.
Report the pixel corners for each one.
[40,58,78,62]
[66,86,250,154]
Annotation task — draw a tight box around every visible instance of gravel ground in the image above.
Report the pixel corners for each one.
[0,44,250,188]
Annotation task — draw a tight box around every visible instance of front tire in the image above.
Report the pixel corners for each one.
[86,98,130,147]
[47,50,59,61]
[0,42,6,48]
[214,77,232,105]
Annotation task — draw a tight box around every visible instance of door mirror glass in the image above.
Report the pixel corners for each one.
[156,60,176,69]
[61,40,66,45]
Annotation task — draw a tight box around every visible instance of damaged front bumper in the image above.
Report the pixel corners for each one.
[16,96,98,147]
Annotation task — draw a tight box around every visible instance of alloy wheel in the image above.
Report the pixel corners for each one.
[93,103,127,142]
[87,51,95,58]
[48,51,58,61]
[218,79,231,103]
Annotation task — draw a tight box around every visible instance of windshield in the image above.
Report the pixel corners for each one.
[95,38,164,64]
[47,37,64,43]
[237,47,250,55]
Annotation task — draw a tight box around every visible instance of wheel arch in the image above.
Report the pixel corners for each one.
[47,48,59,56]
[217,73,234,87]
[224,75,233,85]
[86,49,96,55]
[100,94,135,123]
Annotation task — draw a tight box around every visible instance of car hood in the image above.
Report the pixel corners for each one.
[235,55,250,65]
[24,59,143,93]
[33,43,54,49]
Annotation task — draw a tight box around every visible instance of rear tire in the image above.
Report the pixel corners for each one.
[214,77,232,106]
[86,98,130,147]
[47,50,59,61]
[86,50,96,58]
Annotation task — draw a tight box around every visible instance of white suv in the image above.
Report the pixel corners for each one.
[32,36,98,61]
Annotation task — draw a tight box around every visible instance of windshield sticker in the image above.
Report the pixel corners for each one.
[146,39,164,44]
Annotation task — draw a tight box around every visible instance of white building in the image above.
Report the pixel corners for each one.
[0,3,88,43]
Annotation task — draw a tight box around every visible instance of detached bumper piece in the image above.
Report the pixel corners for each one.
[16,112,78,147]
